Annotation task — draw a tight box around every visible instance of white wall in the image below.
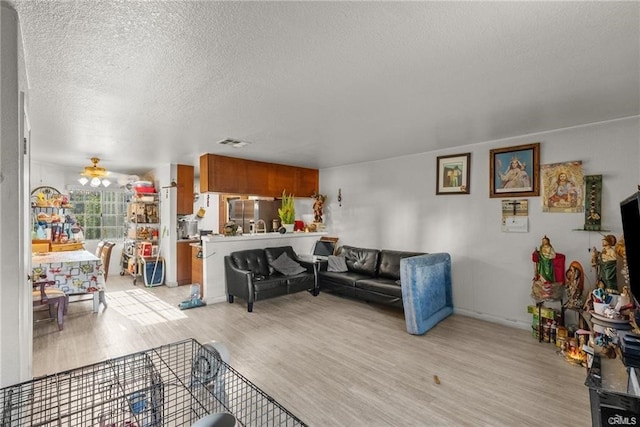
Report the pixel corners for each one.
[0,2,31,387]
[320,116,640,329]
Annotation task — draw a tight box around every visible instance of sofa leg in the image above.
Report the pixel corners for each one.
[312,289,320,296]
[247,302,253,312]
[228,295,234,304]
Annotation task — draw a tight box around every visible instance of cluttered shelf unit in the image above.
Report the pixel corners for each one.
[120,187,164,286]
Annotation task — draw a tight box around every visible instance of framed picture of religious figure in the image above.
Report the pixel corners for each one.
[489,142,540,198]
[540,161,584,213]
[436,153,470,195]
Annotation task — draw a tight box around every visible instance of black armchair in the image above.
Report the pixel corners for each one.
[224,246,317,312]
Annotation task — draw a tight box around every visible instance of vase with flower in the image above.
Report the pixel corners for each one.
[278,190,295,233]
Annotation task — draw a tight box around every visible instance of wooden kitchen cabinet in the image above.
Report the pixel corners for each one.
[176,241,192,285]
[199,154,318,197]
[177,164,194,215]
[191,245,203,297]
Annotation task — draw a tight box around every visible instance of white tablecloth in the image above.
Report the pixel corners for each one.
[32,250,106,312]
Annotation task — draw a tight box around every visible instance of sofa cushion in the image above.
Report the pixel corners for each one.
[378,250,426,280]
[253,277,288,300]
[269,252,306,276]
[339,245,379,277]
[327,255,348,272]
[265,246,302,275]
[319,270,370,288]
[355,278,403,298]
[286,273,315,293]
[230,249,271,277]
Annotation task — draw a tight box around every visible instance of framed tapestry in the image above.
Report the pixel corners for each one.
[489,142,540,198]
[436,153,470,195]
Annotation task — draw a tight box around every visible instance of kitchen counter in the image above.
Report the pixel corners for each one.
[177,238,199,243]
[202,231,325,242]
[200,231,326,303]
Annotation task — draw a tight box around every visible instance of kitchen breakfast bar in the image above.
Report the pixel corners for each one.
[197,232,326,304]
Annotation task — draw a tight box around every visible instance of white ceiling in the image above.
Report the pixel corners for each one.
[8,1,640,177]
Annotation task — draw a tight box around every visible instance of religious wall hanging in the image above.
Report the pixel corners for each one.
[540,161,584,213]
[489,142,540,198]
[583,175,603,231]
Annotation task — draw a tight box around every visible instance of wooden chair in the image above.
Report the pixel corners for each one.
[32,279,68,330]
[95,240,106,258]
[100,241,116,281]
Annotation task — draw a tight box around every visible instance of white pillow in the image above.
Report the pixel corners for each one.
[327,255,348,272]
[270,252,306,276]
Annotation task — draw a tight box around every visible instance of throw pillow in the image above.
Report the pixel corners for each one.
[327,255,348,272]
[270,252,306,276]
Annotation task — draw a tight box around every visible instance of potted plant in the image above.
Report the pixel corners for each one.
[278,190,295,232]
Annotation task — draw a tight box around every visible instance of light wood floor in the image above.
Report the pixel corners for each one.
[33,275,591,426]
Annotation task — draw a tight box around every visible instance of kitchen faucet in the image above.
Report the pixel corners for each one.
[255,219,267,233]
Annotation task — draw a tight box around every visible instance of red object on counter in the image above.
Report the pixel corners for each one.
[134,186,156,194]
[294,220,304,231]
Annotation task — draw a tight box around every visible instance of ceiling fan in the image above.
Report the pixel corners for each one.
[78,157,139,188]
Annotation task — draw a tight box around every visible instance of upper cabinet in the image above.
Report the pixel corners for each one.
[199,154,318,197]
[177,164,194,215]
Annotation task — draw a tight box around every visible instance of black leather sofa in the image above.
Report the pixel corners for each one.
[224,246,317,312]
[318,245,425,307]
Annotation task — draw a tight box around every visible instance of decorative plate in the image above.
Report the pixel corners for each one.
[590,311,630,324]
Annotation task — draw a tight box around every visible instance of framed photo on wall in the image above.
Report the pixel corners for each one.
[436,153,470,195]
[489,142,540,198]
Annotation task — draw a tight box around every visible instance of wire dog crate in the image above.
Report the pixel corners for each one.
[0,339,307,426]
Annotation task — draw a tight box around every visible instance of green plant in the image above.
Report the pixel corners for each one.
[278,190,295,224]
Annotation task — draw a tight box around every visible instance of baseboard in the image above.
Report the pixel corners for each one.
[454,307,530,331]
[204,295,227,305]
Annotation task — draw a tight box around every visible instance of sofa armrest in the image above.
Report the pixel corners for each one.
[224,256,254,303]
[296,259,315,275]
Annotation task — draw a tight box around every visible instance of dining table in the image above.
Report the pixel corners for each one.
[32,249,107,313]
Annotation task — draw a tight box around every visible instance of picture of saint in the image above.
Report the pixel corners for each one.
[493,149,534,193]
[541,161,584,213]
[499,155,530,190]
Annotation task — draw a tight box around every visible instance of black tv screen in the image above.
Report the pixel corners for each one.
[620,191,640,305]
[313,240,335,257]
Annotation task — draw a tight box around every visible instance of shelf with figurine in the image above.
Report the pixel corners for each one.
[120,186,161,285]
[30,186,84,246]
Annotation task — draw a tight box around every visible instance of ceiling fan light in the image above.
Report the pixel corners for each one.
[90,177,102,187]
[78,177,89,186]
[80,157,108,178]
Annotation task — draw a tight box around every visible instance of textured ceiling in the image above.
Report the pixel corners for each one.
[8,1,640,177]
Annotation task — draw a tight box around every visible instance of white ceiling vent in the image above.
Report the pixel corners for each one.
[217,138,250,148]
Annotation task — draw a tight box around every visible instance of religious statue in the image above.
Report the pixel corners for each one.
[591,234,618,292]
[533,235,556,283]
[312,192,327,223]
[564,261,584,310]
[531,235,565,301]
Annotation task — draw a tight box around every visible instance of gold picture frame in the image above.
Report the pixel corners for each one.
[436,153,470,195]
[489,142,540,198]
